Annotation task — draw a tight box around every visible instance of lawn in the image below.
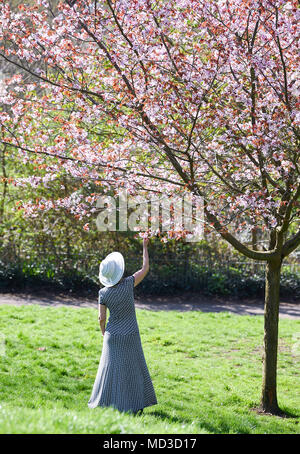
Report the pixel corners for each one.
[0,304,299,434]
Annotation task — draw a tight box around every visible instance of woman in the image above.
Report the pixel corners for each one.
[87,238,157,414]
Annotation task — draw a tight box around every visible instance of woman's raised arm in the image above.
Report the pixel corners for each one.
[133,238,149,287]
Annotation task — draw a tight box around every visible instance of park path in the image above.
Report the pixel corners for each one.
[0,290,299,319]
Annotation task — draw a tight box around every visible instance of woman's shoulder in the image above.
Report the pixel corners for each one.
[124,275,134,283]
[99,286,109,297]
[124,275,135,289]
[112,275,134,290]
[98,287,107,305]
[99,275,134,293]
[124,275,133,280]
[115,275,134,287]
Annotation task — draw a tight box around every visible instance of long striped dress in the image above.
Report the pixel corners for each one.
[87,275,157,413]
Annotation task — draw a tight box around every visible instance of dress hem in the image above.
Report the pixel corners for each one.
[87,400,158,413]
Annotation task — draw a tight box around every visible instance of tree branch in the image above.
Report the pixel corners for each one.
[278,182,300,235]
[0,141,185,188]
[203,204,279,261]
[282,228,300,258]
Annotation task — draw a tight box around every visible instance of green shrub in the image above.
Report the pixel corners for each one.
[0,257,298,300]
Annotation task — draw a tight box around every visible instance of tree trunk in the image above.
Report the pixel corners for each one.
[260,258,282,415]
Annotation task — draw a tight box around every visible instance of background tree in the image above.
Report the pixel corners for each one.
[0,0,299,415]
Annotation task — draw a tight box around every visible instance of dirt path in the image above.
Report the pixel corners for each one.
[0,290,299,319]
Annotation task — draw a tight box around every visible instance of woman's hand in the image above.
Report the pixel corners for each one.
[143,237,149,247]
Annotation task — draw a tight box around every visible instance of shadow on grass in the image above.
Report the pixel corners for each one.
[148,409,247,434]
[251,406,300,419]
[148,403,300,434]
[279,408,300,419]
[149,410,187,425]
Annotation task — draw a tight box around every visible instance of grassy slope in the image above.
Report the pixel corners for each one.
[0,304,299,434]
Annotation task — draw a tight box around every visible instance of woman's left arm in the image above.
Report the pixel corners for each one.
[98,304,107,336]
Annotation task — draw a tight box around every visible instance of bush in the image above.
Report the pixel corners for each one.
[280,271,300,299]
[0,259,98,296]
[0,261,25,291]
[0,256,298,301]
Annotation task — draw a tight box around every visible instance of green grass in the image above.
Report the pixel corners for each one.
[0,304,299,434]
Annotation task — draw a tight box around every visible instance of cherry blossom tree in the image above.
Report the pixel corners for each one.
[0,0,299,415]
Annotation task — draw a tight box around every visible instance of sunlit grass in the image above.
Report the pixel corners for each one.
[0,304,299,434]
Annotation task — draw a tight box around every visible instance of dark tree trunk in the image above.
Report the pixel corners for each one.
[260,258,282,415]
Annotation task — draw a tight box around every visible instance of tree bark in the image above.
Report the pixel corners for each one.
[260,258,282,415]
